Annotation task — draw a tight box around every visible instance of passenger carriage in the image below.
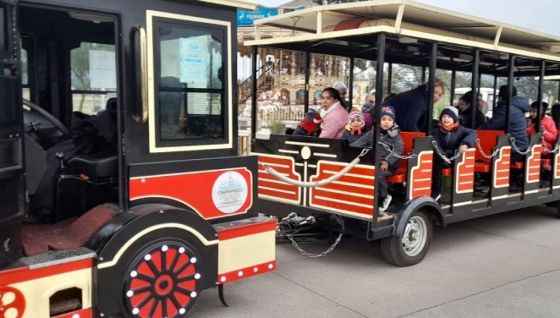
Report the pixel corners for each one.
[0,0,276,317]
[245,0,560,266]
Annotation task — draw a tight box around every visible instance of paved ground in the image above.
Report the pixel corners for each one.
[191,206,560,318]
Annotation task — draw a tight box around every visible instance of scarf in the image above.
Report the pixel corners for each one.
[439,122,459,132]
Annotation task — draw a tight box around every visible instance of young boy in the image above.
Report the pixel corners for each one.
[431,106,476,201]
[351,106,403,213]
[292,109,322,136]
[342,110,368,143]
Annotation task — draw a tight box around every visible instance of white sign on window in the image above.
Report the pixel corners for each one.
[89,50,116,90]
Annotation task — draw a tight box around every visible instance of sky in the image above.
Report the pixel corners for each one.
[247,0,560,37]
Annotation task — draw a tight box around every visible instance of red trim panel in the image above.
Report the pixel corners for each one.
[411,152,433,198]
[130,168,252,220]
[0,258,93,286]
[52,308,93,318]
[495,148,511,187]
[217,219,277,240]
[527,145,542,183]
[457,150,475,193]
[258,155,301,204]
[217,261,276,285]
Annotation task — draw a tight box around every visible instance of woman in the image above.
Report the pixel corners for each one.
[527,101,557,154]
[318,87,348,139]
[457,91,486,129]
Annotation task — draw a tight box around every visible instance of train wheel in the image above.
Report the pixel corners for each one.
[123,241,201,318]
[381,210,433,266]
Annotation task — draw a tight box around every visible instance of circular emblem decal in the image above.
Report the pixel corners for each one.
[212,171,249,214]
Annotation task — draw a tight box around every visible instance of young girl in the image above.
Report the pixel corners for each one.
[527,101,558,154]
[342,110,368,143]
[351,106,403,213]
[431,106,476,201]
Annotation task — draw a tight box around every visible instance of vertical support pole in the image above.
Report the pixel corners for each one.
[349,57,355,108]
[373,33,386,216]
[492,71,498,112]
[450,67,456,106]
[250,46,258,141]
[387,62,393,95]
[505,55,515,133]
[427,42,437,133]
[471,49,480,129]
[421,65,426,83]
[537,60,546,129]
[304,50,311,113]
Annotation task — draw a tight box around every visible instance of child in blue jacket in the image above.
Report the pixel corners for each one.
[431,106,476,201]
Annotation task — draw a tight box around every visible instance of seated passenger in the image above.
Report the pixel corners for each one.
[457,91,486,129]
[551,103,560,136]
[431,106,476,201]
[527,101,557,154]
[361,89,375,129]
[293,109,321,136]
[318,87,348,139]
[479,85,529,162]
[385,78,446,132]
[350,106,403,213]
[333,82,351,111]
[342,110,368,143]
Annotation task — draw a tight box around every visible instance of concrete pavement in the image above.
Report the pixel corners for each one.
[191,206,560,317]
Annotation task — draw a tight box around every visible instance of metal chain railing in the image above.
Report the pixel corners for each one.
[475,138,500,159]
[276,213,343,258]
[264,148,370,188]
[431,140,463,163]
[377,141,418,159]
[509,137,532,155]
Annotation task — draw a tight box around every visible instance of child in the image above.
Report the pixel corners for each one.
[527,101,558,154]
[292,109,322,136]
[431,106,476,201]
[342,110,368,143]
[351,106,403,213]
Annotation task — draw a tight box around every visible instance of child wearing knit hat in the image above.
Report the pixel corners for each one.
[342,110,368,142]
[431,106,476,201]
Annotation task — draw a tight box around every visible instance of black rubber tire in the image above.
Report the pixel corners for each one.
[381,210,433,267]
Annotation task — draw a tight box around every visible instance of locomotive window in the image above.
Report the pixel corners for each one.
[70,42,117,115]
[153,18,227,146]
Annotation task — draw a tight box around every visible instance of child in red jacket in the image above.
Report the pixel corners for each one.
[527,101,558,154]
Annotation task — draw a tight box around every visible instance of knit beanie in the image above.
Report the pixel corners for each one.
[348,110,365,127]
[380,106,396,120]
[440,106,459,122]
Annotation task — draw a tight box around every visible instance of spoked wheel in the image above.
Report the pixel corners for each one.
[124,242,201,318]
[381,210,433,266]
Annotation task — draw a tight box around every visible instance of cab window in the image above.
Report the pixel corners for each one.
[70,42,117,115]
[154,18,226,145]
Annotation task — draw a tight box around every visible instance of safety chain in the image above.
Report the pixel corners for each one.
[509,138,532,155]
[377,141,418,159]
[475,138,500,159]
[431,140,462,162]
[265,148,370,188]
[276,213,343,258]
[551,145,560,154]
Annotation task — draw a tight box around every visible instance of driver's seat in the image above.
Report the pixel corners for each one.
[67,152,118,179]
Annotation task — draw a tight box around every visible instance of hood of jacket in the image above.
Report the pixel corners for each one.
[500,96,530,113]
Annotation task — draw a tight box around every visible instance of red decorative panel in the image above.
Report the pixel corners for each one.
[217,261,276,285]
[493,147,511,188]
[217,219,277,240]
[0,286,25,318]
[526,145,542,183]
[456,149,475,193]
[0,258,93,286]
[409,151,433,199]
[309,161,375,219]
[257,155,301,204]
[53,309,93,318]
[130,168,253,220]
[555,153,560,179]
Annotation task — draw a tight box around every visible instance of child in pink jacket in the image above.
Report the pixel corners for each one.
[318,87,348,139]
[527,101,558,154]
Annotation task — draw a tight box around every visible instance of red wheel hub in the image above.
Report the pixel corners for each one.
[0,286,25,318]
[125,243,199,318]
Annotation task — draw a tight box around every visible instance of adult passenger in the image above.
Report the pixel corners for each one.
[479,85,530,160]
[333,82,351,111]
[318,87,348,139]
[527,101,557,154]
[385,78,446,132]
[551,103,560,132]
[457,91,486,129]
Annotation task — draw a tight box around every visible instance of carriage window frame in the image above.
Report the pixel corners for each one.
[147,10,232,153]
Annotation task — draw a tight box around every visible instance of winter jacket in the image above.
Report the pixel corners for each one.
[527,115,558,153]
[319,102,348,139]
[479,96,530,151]
[459,107,486,129]
[386,84,430,132]
[431,125,476,158]
[342,128,368,143]
[350,125,404,166]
